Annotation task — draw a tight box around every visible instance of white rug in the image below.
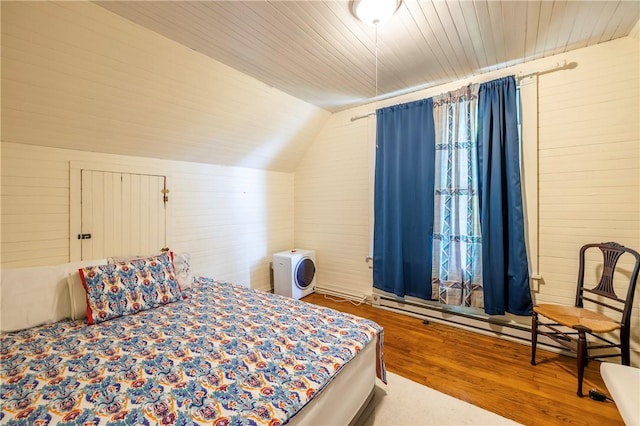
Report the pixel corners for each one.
[360,372,520,425]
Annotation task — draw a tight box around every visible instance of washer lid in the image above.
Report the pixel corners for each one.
[295,258,316,289]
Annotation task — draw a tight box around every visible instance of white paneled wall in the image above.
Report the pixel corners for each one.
[1,142,293,292]
[537,39,640,303]
[295,114,373,297]
[295,37,639,359]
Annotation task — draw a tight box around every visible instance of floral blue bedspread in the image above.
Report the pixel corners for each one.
[0,278,384,425]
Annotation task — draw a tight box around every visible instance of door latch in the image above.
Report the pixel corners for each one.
[77,233,92,240]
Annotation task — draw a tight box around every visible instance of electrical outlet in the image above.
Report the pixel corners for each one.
[371,294,381,306]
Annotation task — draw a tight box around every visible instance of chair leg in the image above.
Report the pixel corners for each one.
[530,312,538,366]
[621,329,630,366]
[576,331,587,397]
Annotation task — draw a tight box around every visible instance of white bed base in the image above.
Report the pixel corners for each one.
[289,339,376,425]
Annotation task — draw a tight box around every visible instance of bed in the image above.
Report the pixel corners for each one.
[0,253,385,425]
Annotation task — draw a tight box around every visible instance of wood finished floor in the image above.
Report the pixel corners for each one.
[302,293,623,426]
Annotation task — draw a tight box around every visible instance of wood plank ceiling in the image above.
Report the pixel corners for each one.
[95,1,639,112]
[99,0,640,111]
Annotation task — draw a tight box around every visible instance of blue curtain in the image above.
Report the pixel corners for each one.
[477,76,532,315]
[373,99,435,300]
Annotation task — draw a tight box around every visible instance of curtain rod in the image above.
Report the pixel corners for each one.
[350,60,575,122]
[516,60,575,80]
[350,112,376,122]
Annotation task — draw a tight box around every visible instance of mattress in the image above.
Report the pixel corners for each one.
[289,338,376,425]
[0,277,384,425]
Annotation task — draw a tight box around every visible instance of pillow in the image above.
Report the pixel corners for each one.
[79,253,174,320]
[79,252,182,325]
[171,251,194,289]
[1,265,63,333]
[67,259,110,320]
[107,253,159,264]
[1,259,107,332]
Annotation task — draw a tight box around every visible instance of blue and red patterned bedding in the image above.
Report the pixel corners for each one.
[0,278,385,425]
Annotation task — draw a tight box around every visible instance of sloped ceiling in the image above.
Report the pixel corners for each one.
[0,1,330,172]
[97,1,640,112]
[2,1,638,171]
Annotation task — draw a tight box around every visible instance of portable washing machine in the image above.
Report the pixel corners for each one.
[273,249,316,299]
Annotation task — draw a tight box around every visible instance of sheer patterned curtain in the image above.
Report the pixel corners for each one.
[431,85,483,308]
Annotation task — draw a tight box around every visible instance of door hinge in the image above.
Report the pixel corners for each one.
[161,188,170,202]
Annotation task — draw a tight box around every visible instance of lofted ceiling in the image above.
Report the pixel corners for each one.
[97,0,640,112]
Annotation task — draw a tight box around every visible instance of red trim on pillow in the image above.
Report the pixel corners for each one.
[78,268,94,325]
[169,251,183,293]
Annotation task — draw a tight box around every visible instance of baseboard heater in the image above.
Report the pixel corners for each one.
[372,292,571,355]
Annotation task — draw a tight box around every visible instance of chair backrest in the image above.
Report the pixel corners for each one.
[576,242,640,328]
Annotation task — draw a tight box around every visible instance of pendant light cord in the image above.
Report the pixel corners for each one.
[375,25,379,98]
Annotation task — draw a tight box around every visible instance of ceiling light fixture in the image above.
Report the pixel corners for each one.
[350,0,402,27]
[350,0,402,99]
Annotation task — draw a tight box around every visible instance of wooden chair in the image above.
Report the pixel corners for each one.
[530,242,640,396]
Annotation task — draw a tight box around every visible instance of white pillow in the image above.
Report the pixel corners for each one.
[1,265,63,332]
[172,252,194,289]
[0,259,106,332]
[107,253,159,264]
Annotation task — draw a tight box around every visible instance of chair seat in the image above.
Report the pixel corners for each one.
[534,304,621,333]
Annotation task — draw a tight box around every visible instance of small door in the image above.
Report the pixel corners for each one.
[295,257,316,289]
[80,170,166,260]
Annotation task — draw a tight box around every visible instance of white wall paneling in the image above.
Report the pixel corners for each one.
[1,142,294,292]
[294,114,372,298]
